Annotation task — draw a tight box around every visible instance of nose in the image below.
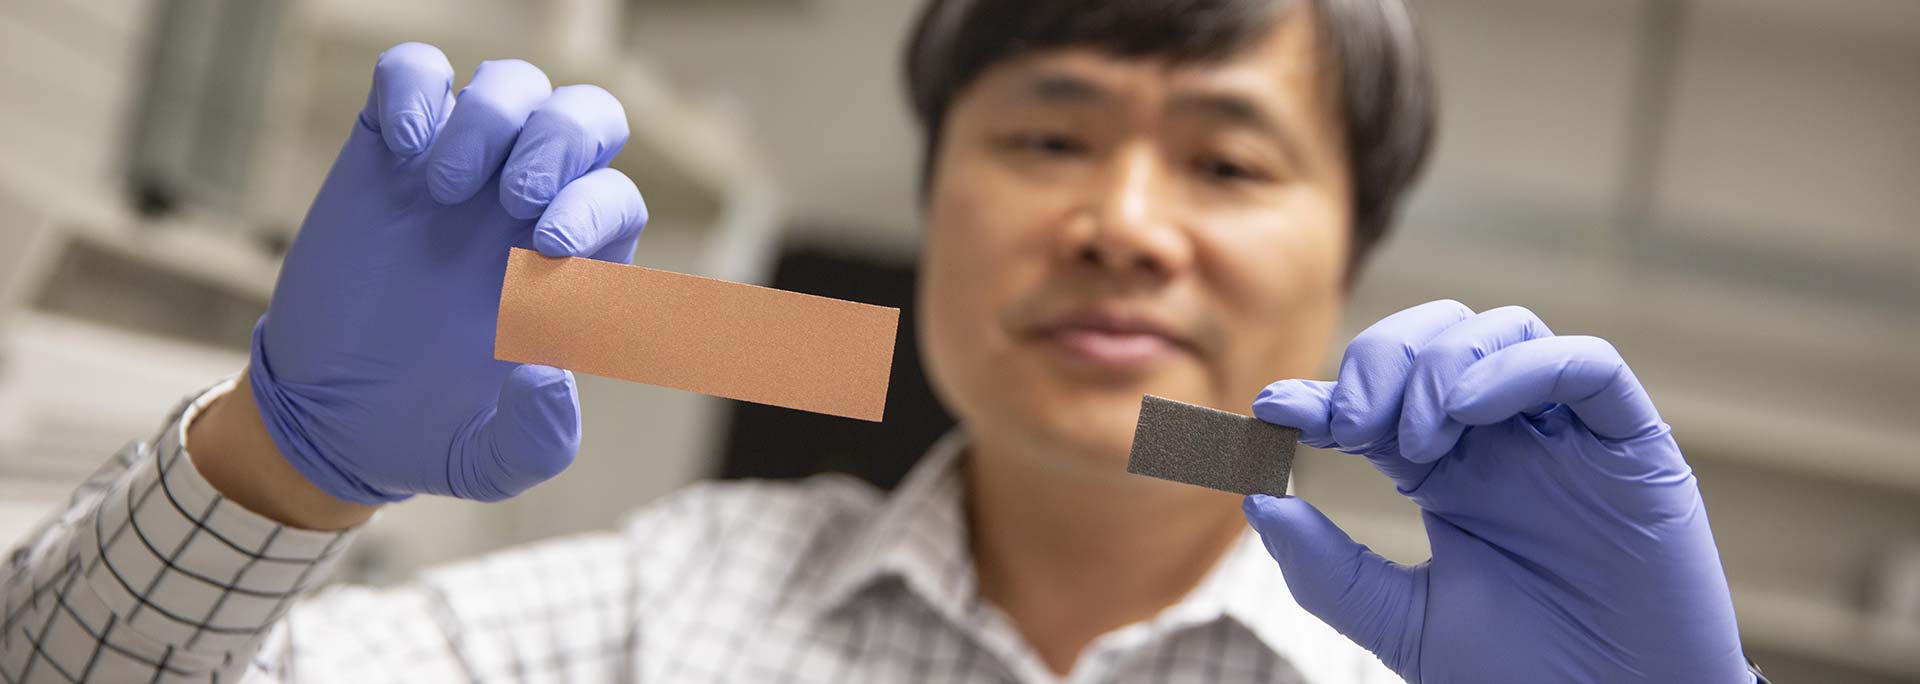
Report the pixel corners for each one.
[1055,144,1193,282]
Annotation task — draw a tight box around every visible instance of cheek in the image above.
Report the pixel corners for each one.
[1200,195,1349,384]
[916,164,1049,409]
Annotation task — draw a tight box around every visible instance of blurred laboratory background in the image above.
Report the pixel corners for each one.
[0,0,1915,681]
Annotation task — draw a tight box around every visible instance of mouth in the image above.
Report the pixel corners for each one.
[1033,306,1196,376]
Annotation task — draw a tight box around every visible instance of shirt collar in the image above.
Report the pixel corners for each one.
[1174,526,1322,658]
[808,430,1353,674]
[813,430,979,624]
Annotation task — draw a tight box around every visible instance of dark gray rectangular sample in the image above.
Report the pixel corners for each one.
[1126,394,1298,497]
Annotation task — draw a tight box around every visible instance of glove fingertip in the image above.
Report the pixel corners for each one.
[503,185,551,221]
[478,364,581,496]
[503,364,579,422]
[527,168,648,262]
[1441,378,1500,426]
[1243,495,1362,587]
[500,155,555,219]
[1242,493,1280,525]
[1241,494,1315,549]
[393,114,433,155]
[1398,422,1463,464]
[1252,379,1334,433]
[531,225,581,258]
[1242,495,1288,558]
[1438,356,1503,419]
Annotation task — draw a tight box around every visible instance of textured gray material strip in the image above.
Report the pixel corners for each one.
[1126,394,1298,497]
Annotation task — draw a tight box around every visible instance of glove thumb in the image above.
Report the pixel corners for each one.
[450,364,582,501]
[1243,494,1424,680]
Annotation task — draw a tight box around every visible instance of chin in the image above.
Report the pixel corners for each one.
[1010,360,1213,472]
[1042,391,1145,465]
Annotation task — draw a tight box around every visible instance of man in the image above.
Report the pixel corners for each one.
[0,0,1762,681]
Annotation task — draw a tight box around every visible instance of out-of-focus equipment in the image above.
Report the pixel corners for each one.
[1874,541,1920,639]
[126,0,292,220]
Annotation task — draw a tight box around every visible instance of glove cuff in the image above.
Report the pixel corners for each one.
[248,317,413,506]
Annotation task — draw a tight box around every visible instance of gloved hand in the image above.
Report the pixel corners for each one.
[248,43,647,505]
[1244,301,1751,683]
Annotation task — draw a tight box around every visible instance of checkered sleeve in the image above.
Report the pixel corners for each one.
[0,380,684,683]
[0,381,358,682]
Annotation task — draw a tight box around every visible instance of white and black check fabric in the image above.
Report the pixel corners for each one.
[2,381,1398,683]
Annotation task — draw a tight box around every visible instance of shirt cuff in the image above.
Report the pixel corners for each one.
[75,378,360,657]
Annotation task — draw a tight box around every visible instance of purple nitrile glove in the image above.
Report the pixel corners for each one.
[1245,300,1752,683]
[249,42,648,505]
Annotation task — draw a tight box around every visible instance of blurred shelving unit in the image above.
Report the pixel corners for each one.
[0,169,269,547]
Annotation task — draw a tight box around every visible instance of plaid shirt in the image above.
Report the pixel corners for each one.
[0,381,1398,683]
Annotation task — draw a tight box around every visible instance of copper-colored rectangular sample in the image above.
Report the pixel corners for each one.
[495,248,897,421]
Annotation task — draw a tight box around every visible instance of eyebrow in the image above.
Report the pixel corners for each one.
[1023,73,1111,103]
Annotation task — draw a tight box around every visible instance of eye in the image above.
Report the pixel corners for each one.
[1000,132,1088,157]
[1195,157,1268,183]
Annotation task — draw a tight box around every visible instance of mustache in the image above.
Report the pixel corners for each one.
[1001,278,1227,357]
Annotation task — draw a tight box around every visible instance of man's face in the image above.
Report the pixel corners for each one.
[918,14,1353,471]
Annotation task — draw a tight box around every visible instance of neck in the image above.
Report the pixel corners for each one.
[965,431,1247,677]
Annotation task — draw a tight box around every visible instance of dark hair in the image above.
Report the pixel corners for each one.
[903,0,1436,278]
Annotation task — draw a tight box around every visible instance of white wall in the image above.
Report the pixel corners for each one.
[624,0,927,255]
